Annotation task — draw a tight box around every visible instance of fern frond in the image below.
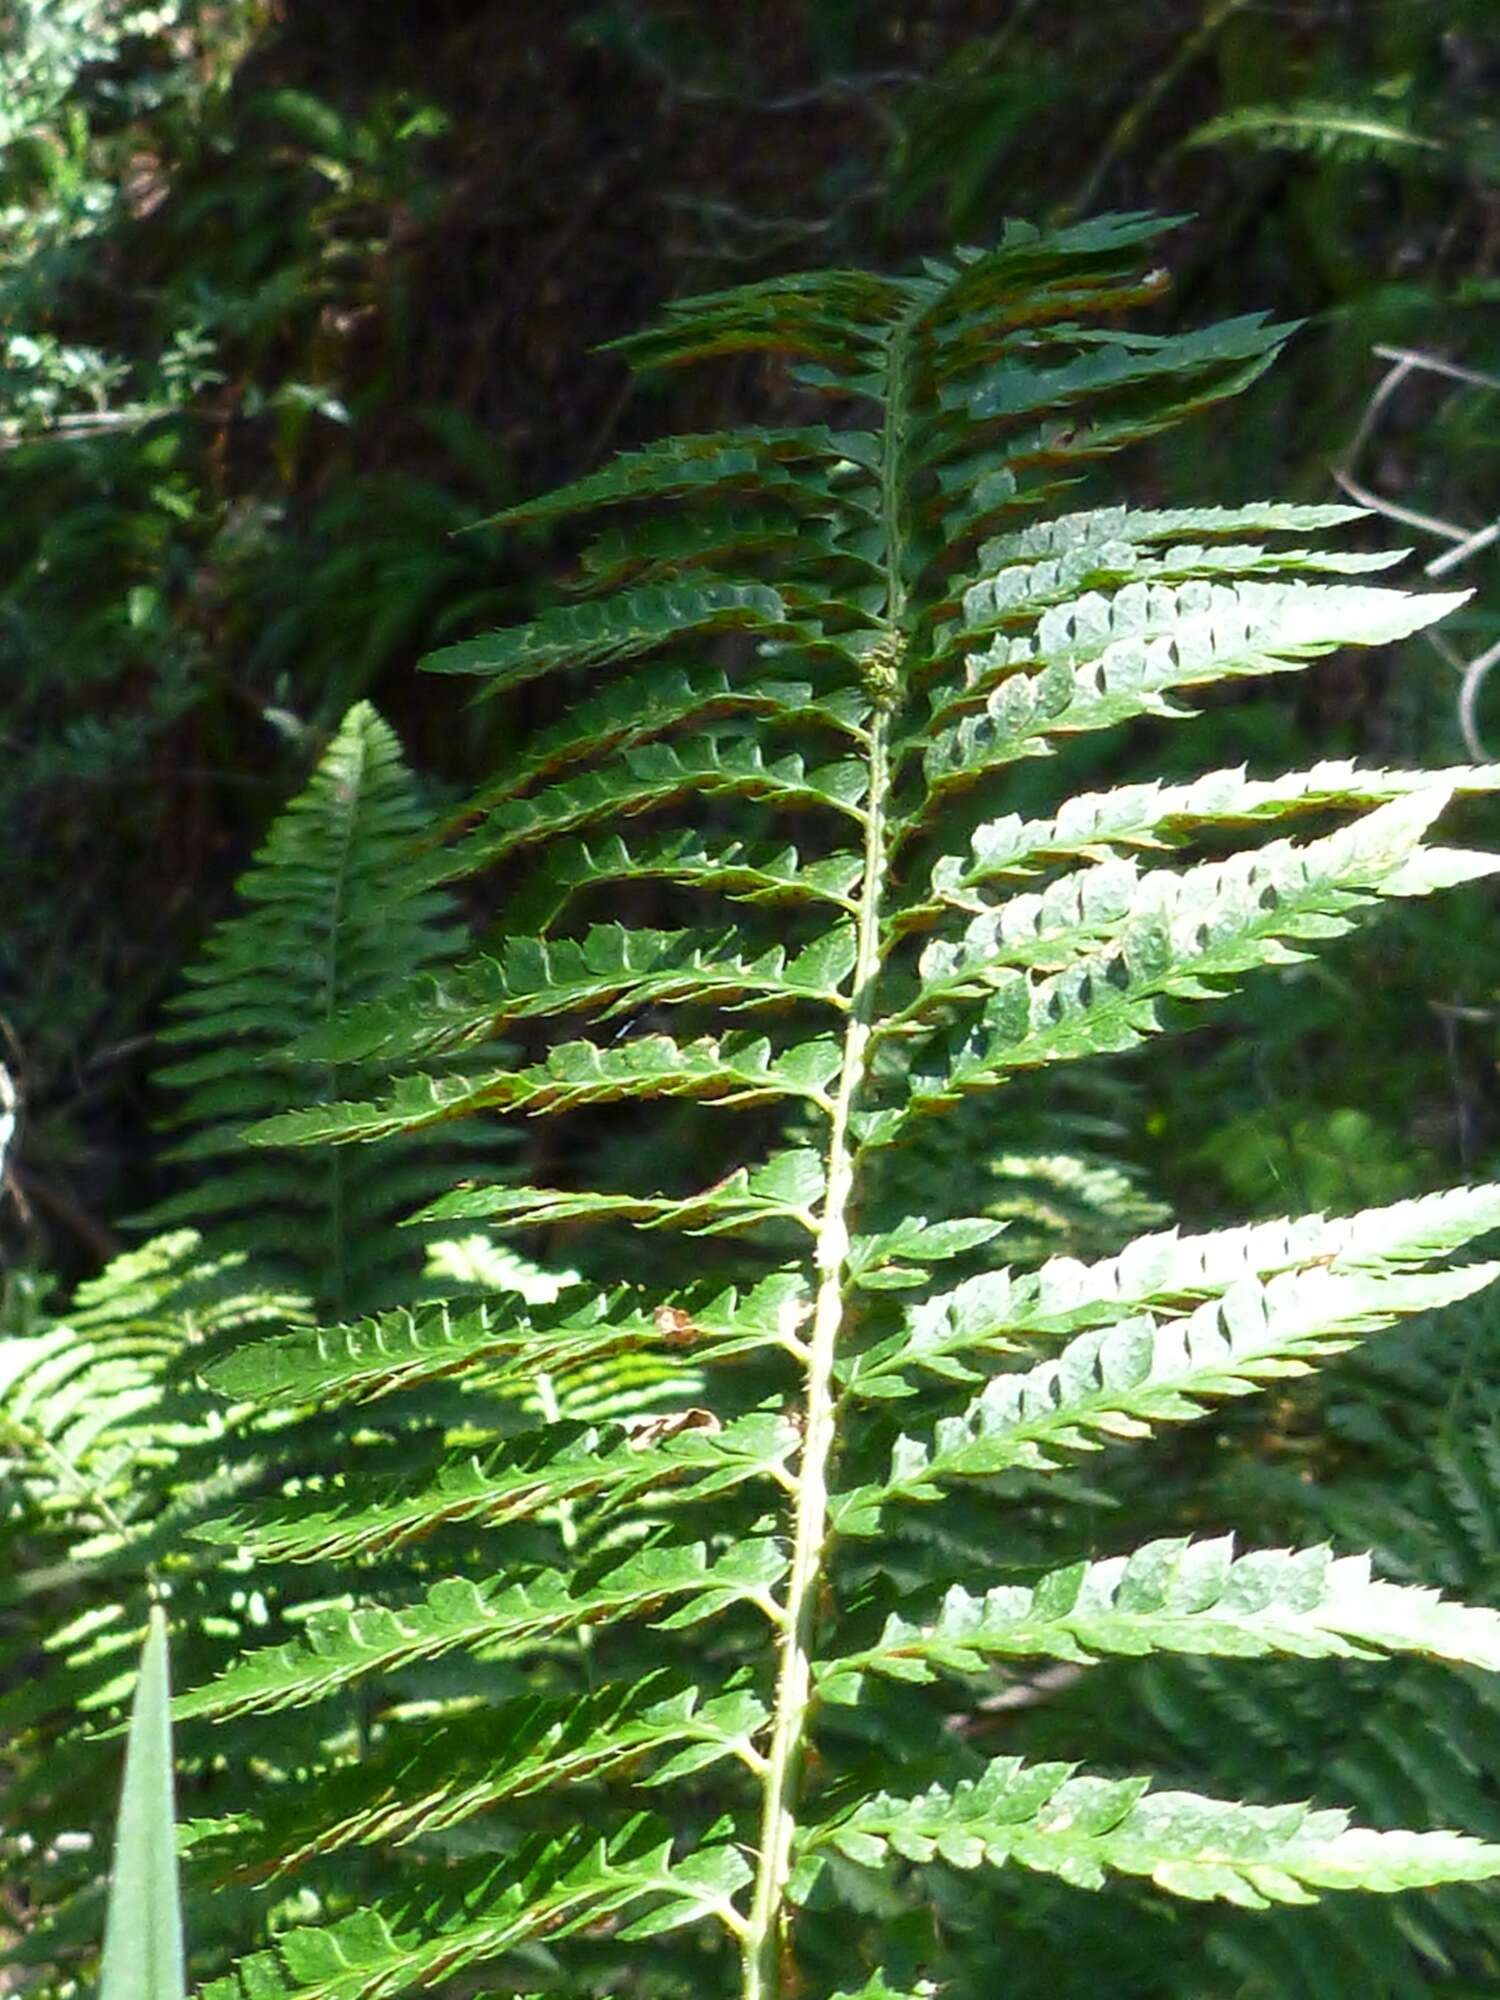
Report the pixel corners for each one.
[170,216,1500,2000]
[479,425,878,528]
[808,1760,1500,1906]
[297,926,855,1067]
[926,760,1500,912]
[145,701,480,1316]
[202,1270,804,1411]
[193,1412,797,1564]
[175,1540,788,1722]
[1187,102,1446,164]
[821,1539,1500,1698]
[510,830,863,932]
[448,736,870,873]
[889,792,1495,1124]
[201,1823,751,2000]
[476,663,869,806]
[916,583,1466,810]
[424,578,791,698]
[848,1184,1500,1399]
[835,1260,1496,1532]
[418,1145,826,1238]
[188,1676,768,1875]
[251,1028,844,1145]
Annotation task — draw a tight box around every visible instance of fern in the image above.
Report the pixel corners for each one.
[0,1231,295,1991]
[1186,101,1448,167]
[1016,1289,1500,1998]
[145,701,487,1316]
[180,214,1500,1998]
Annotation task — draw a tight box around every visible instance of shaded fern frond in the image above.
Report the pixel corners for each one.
[1187,102,1447,165]
[146,702,489,1317]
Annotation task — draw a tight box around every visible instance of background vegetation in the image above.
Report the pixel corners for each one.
[3,0,1496,1275]
[7,3,1500,1996]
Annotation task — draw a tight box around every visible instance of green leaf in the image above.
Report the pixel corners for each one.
[479,425,878,527]
[202,1824,749,2000]
[916,582,1468,808]
[934,502,1396,662]
[822,1538,1500,1697]
[848,1183,1500,1399]
[934,350,1288,542]
[808,1758,1500,1907]
[893,792,1498,1115]
[418,1146,826,1237]
[577,505,877,593]
[955,313,1291,423]
[174,1541,787,1721]
[248,1029,844,1145]
[509,829,862,933]
[423,579,791,698]
[188,1678,767,1875]
[470,662,870,805]
[1186,101,1446,163]
[848,1215,1009,1290]
[201,1270,806,1411]
[448,735,869,874]
[296,925,855,1066]
[835,1260,1498,1530]
[100,1605,185,2000]
[925,759,1500,911]
[193,1412,796,1563]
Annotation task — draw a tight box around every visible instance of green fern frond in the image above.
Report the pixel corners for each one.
[425,579,793,697]
[298,926,855,1067]
[916,583,1466,809]
[848,1183,1500,1399]
[192,1411,797,1564]
[447,736,871,874]
[186,1675,768,1876]
[201,1269,803,1411]
[172,215,1500,2000]
[510,830,864,933]
[418,1145,826,1238]
[1186,102,1447,164]
[200,1822,751,2000]
[821,1539,1500,1696]
[808,1760,1500,1906]
[175,1539,789,1722]
[145,701,481,1316]
[925,760,1500,913]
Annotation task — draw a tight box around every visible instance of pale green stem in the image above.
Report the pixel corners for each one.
[741,309,913,2000]
[741,711,891,2000]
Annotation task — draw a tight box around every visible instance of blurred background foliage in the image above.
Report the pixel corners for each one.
[4,0,1500,1294]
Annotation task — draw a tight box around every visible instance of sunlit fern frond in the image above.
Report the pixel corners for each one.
[161,213,1500,2000]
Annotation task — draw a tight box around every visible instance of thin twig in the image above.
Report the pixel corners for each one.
[1372,344,1500,395]
[1331,462,1468,543]
[1458,637,1500,761]
[1427,516,1500,577]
